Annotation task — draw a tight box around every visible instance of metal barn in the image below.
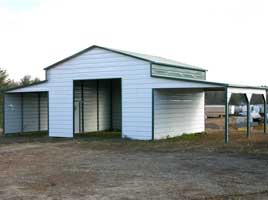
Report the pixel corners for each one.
[3,45,267,143]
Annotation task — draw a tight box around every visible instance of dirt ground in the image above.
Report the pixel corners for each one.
[1,118,268,200]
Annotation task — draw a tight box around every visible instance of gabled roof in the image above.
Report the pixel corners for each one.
[44,45,207,71]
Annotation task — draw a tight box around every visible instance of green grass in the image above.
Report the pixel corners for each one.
[4,131,48,137]
[163,132,206,142]
[2,131,268,155]
[75,131,121,140]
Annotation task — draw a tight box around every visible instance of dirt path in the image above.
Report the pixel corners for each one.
[0,133,268,200]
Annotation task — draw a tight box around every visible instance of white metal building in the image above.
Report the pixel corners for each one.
[3,45,267,142]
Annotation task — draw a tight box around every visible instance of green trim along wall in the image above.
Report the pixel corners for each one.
[151,63,206,80]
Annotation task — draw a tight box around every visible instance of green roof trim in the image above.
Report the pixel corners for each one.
[151,74,228,87]
[151,75,268,91]
[43,45,207,72]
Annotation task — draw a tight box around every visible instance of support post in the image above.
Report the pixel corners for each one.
[21,93,24,135]
[264,96,267,134]
[110,80,113,131]
[38,93,41,131]
[224,88,229,144]
[96,80,99,131]
[81,80,84,133]
[72,81,75,137]
[246,94,251,138]
[3,94,5,135]
[152,89,155,141]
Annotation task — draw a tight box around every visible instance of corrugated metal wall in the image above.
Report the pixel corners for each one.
[98,80,112,131]
[4,94,22,134]
[40,93,48,131]
[112,79,122,130]
[74,79,121,133]
[4,92,48,134]
[22,93,39,132]
[154,89,205,139]
[84,80,97,132]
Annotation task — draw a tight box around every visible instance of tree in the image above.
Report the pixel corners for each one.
[19,75,40,86]
[0,68,19,90]
[0,69,10,90]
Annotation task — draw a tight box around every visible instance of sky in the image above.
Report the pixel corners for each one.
[0,0,268,86]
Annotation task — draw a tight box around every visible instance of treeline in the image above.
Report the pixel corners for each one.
[0,68,40,91]
[0,68,41,128]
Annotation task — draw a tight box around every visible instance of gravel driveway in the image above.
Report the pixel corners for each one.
[0,131,268,200]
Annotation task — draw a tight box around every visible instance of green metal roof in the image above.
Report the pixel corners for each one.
[44,45,207,71]
[108,47,206,71]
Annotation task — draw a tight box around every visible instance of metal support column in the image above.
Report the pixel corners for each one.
[264,97,267,134]
[152,89,155,141]
[246,96,251,138]
[110,80,113,131]
[81,80,84,133]
[96,80,99,131]
[224,88,229,144]
[21,93,24,135]
[38,93,41,131]
[3,94,5,135]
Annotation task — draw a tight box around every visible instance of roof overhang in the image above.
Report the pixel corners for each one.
[152,75,268,94]
[3,80,48,93]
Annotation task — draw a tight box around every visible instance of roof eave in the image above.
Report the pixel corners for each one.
[2,80,48,93]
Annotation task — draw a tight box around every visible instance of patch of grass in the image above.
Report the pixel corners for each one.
[75,131,121,140]
[4,131,48,137]
[1,129,268,155]
[164,132,206,142]
[0,131,68,145]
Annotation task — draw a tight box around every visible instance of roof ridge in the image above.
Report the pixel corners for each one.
[44,45,206,71]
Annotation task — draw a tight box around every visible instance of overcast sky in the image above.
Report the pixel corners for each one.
[0,0,267,86]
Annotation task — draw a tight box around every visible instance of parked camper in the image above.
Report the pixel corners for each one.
[205,105,235,118]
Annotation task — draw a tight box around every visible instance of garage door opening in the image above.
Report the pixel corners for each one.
[153,88,205,140]
[73,79,122,137]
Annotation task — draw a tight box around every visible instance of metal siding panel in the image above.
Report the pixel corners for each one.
[49,81,73,137]
[40,93,48,131]
[4,94,22,134]
[83,80,98,132]
[99,80,111,131]
[154,89,205,139]
[112,79,122,130]
[23,93,39,132]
